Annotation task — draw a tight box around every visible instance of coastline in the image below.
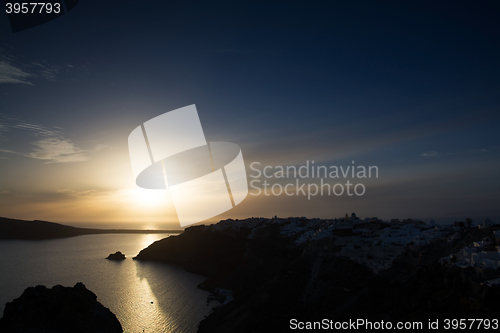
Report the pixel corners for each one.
[0,217,182,240]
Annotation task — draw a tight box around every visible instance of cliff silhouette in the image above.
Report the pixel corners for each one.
[0,282,122,333]
[135,218,500,333]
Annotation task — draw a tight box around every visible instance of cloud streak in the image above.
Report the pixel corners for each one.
[0,59,33,85]
[420,151,438,157]
[14,122,64,137]
[27,137,89,163]
[0,49,82,85]
[0,116,106,163]
[31,61,62,82]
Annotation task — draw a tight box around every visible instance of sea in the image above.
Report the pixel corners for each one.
[0,233,218,333]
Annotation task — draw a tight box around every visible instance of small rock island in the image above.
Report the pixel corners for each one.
[106,251,126,260]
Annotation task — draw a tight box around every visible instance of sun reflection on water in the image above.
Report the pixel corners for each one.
[116,262,177,332]
[0,234,215,333]
[140,234,167,253]
[109,235,212,332]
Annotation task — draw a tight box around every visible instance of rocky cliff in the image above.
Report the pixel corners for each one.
[135,218,500,332]
[0,282,123,333]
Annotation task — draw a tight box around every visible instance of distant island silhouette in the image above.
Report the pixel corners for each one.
[0,217,182,240]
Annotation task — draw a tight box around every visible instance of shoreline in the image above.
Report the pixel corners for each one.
[0,217,182,240]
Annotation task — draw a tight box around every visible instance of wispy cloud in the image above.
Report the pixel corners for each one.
[14,137,105,164]
[31,61,62,81]
[55,189,97,197]
[0,58,33,85]
[420,151,438,157]
[0,115,63,138]
[0,48,83,85]
[0,116,106,163]
[27,137,89,163]
[13,122,63,137]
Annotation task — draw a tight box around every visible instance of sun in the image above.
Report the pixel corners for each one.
[132,188,167,207]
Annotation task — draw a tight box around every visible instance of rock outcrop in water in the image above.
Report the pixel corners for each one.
[0,282,123,333]
[135,217,500,333]
[106,251,126,260]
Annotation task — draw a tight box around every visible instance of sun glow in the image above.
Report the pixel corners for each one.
[132,188,168,207]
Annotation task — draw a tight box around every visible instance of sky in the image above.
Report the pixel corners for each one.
[0,0,499,229]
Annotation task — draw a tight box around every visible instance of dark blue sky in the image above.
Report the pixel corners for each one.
[0,0,499,227]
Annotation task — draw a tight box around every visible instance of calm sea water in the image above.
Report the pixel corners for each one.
[0,234,217,333]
